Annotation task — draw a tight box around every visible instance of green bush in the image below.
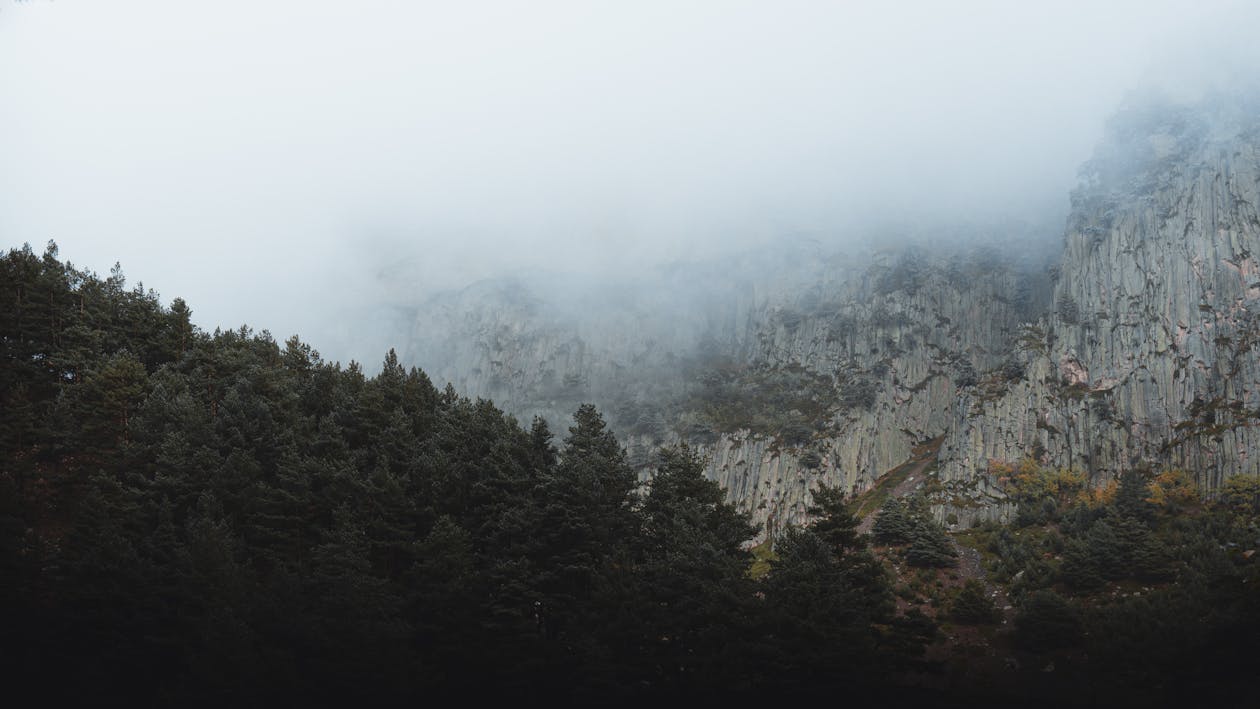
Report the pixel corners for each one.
[949,579,999,624]
[1015,590,1082,652]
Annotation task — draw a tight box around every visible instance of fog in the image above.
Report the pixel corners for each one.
[3,0,1258,367]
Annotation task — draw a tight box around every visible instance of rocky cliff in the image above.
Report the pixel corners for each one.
[403,93,1260,537]
[940,93,1260,496]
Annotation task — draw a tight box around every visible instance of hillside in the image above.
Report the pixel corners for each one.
[4,91,1260,707]
[403,92,1260,536]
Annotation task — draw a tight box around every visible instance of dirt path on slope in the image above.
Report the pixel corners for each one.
[855,437,944,534]
[952,538,1014,623]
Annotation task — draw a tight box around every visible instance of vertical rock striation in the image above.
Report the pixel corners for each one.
[404,93,1260,532]
[940,93,1260,497]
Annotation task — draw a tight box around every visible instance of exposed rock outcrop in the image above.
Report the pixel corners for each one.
[404,92,1260,534]
[940,93,1260,495]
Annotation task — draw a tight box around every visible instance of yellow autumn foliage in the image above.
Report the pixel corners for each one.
[1221,474,1260,515]
[1146,469,1199,509]
[1085,479,1118,507]
[994,457,1086,505]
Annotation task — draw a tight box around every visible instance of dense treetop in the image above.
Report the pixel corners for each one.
[0,242,920,702]
[3,241,1258,706]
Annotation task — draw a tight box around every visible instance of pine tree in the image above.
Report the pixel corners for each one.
[629,445,760,689]
[760,481,929,689]
[873,497,914,545]
[1115,468,1155,523]
[1061,537,1105,591]
[408,516,482,692]
[529,415,558,471]
[762,524,899,688]
[302,510,408,699]
[873,496,956,567]
[807,482,863,555]
[904,514,957,568]
[528,404,640,646]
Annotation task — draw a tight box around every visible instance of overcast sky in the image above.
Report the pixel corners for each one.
[3,1,1258,366]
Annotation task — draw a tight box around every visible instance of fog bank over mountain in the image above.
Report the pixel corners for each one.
[3,0,1260,366]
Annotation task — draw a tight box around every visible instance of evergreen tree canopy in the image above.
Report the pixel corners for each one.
[4,243,1259,704]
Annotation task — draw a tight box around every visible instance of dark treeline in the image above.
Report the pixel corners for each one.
[4,242,1260,707]
[0,242,931,705]
[965,462,1260,706]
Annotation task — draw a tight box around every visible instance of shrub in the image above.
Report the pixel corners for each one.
[1221,474,1260,516]
[798,449,823,469]
[1146,469,1198,510]
[949,579,999,624]
[1060,538,1105,592]
[1015,590,1082,652]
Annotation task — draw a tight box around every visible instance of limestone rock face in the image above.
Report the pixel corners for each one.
[406,238,1053,535]
[404,93,1260,531]
[940,94,1260,494]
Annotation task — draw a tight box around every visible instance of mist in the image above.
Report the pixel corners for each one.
[3,0,1259,367]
